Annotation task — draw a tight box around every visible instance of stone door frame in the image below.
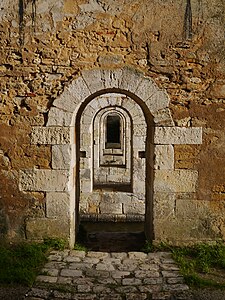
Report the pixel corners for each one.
[20,67,202,247]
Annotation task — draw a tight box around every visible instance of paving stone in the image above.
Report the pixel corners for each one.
[85,269,110,278]
[96,277,117,285]
[70,250,86,258]
[152,292,173,300]
[122,278,142,285]
[161,258,177,264]
[166,277,184,284]
[69,262,94,270]
[162,284,189,292]
[27,288,51,298]
[139,263,159,271]
[26,297,46,300]
[71,294,97,300]
[135,270,160,278]
[111,270,131,279]
[99,294,123,300]
[41,268,59,277]
[82,257,100,264]
[96,262,115,271]
[111,252,128,259]
[162,271,181,278]
[128,251,147,260]
[161,264,180,271]
[86,251,109,259]
[64,256,82,263]
[126,293,148,300]
[36,275,58,283]
[115,286,138,293]
[44,262,66,269]
[57,276,73,284]
[143,277,163,285]
[92,285,111,293]
[138,284,161,293]
[52,290,72,299]
[101,257,121,265]
[60,269,83,277]
[73,278,95,285]
[77,284,92,293]
[48,253,63,262]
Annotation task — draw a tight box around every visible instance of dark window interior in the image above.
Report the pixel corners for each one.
[106,115,121,148]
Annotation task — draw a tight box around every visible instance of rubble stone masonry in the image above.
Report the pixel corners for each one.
[0,0,224,246]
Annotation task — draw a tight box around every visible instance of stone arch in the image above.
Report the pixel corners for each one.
[23,67,202,247]
[48,67,174,128]
[50,67,173,246]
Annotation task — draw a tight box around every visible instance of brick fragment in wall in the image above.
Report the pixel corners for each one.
[19,169,69,192]
[154,127,202,145]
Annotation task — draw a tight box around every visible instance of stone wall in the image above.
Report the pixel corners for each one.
[0,0,225,245]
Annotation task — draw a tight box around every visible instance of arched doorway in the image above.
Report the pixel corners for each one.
[24,67,202,247]
[76,91,153,250]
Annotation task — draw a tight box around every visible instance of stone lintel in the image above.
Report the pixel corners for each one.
[154,127,202,145]
[19,169,69,192]
[154,170,198,193]
[31,127,70,145]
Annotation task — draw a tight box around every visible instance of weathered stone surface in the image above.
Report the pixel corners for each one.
[146,90,170,113]
[135,77,159,101]
[154,145,174,170]
[46,192,70,218]
[31,127,70,145]
[47,107,73,126]
[1,0,225,246]
[26,218,69,240]
[154,127,203,145]
[19,169,69,192]
[154,170,198,193]
[52,145,71,170]
[61,269,83,277]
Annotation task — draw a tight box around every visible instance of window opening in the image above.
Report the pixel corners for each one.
[106,114,121,149]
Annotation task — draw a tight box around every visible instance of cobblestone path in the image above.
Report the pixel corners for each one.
[25,250,189,300]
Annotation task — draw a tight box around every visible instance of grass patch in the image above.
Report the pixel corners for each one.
[0,238,66,286]
[74,243,87,251]
[142,241,225,288]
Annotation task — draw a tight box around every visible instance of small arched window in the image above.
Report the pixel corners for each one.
[105,114,121,149]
